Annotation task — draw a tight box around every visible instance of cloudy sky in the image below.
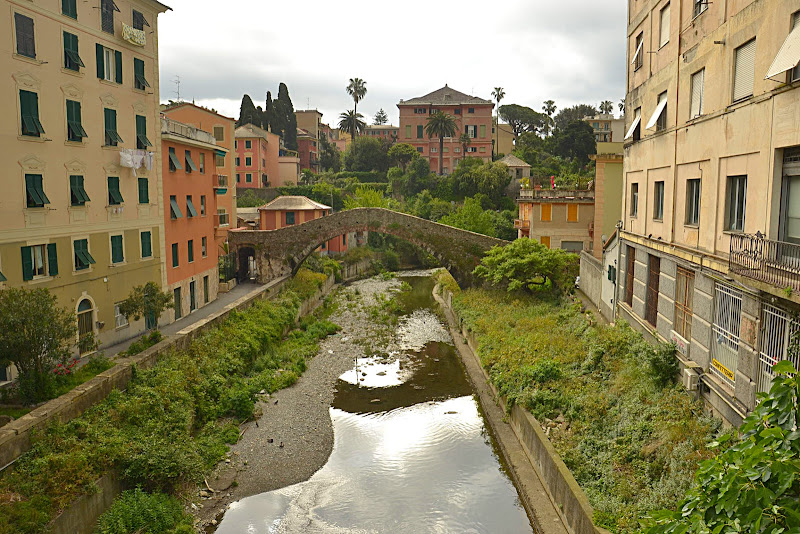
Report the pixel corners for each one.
[157,0,627,126]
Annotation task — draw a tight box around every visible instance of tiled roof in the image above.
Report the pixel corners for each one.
[235,123,271,139]
[398,85,493,106]
[258,196,331,211]
[498,154,531,168]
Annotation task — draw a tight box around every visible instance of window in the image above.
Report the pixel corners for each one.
[674,267,694,341]
[405,125,412,138]
[246,173,252,183]
[236,157,240,166]
[686,178,701,225]
[136,115,151,149]
[21,244,57,280]
[286,211,295,225]
[236,174,240,183]
[468,108,475,114]
[417,147,423,153]
[133,58,150,90]
[20,90,45,137]
[169,195,182,219]
[693,0,707,18]
[465,125,477,138]
[190,281,197,312]
[733,39,756,102]
[414,108,427,114]
[202,237,207,257]
[70,175,90,206]
[792,12,800,82]
[14,13,35,59]
[186,195,197,218]
[138,177,149,204]
[114,304,128,328]
[107,176,123,205]
[466,147,478,153]
[73,239,95,271]
[110,234,124,263]
[633,32,644,71]
[431,147,438,153]
[710,283,742,388]
[140,231,152,258]
[171,243,179,267]
[480,125,487,138]
[653,181,665,220]
[213,126,224,141]
[690,69,705,118]
[567,204,579,222]
[343,234,347,246]
[65,100,87,142]
[245,157,252,166]
[96,44,122,83]
[200,195,206,216]
[541,236,551,248]
[187,239,194,263]
[630,183,639,217]
[185,150,197,173]
[726,175,747,231]
[454,109,461,115]
[104,108,123,146]
[234,141,238,149]
[624,107,641,141]
[245,140,252,149]
[168,147,182,171]
[199,153,205,174]
[62,0,77,19]
[417,125,424,139]
[646,92,668,131]
[645,255,661,326]
[63,32,84,71]
[132,9,149,31]
[25,174,49,208]
[624,246,635,306]
[101,0,119,34]
[217,208,229,226]
[659,3,670,48]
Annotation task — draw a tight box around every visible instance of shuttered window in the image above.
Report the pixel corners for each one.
[567,204,579,222]
[540,236,550,248]
[186,196,198,217]
[479,124,486,138]
[70,175,90,205]
[21,244,57,280]
[104,108,123,146]
[168,147,182,171]
[659,4,670,48]
[733,39,756,102]
[136,115,151,149]
[73,239,96,271]
[66,100,87,141]
[793,13,800,82]
[185,151,198,172]
[111,235,124,264]
[405,125,412,138]
[138,177,149,204]
[63,32,84,71]
[14,13,35,58]
[132,10,149,30]
[108,176,123,205]
[170,195,183,219]
[25,174,49,207]
[690,69,705,118]
[20,90,45,137]
[140,231,152,258]
[541,203,552,222]
[62,0,77,19]
[134,58,150,90]
[417,125,423,139]
[96,45,121,83]
[101,0,119,34]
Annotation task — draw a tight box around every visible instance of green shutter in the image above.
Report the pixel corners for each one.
[111,235,123,263]
[0,270,6,282]
[168,149,183,171]
[188,240,194,262]
[25,174,49,207]
[62,0,77,18]
[170,197,183,219]
[108,176,123,204]
[417,125,423,138]
[138,177,149,204]
[70,175,90,205]
[134,58,150,89]
[20,90,45,136]
[75,239,96,269]
[67,100,87,140]
[172,243,179,267]
[136,115,151,148]
[96,43,104,79]
[141,231,152,258]
[186,197,198,217]
[114,50,122,83]
[104,108,123,145]
[185,152,198,172]
[480,124,486,138]
[63,32,84,70]
[47,243,58,276]
[21,246,33,281]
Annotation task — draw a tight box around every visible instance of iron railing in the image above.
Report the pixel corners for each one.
[219,252,236,282]
[729,233,800,291]
[513,219,530,229]
[214,174,228,187]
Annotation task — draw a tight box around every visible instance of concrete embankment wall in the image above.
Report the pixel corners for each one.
[579,251,602,313]
[440,288,611,534]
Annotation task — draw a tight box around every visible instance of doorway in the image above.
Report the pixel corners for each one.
[77,299,94,354]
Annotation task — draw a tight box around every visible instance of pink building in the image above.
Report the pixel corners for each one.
[235,124,280,188]
[398,85,494,174]
[257,196,349,254]
[363,125,399,142]
[297,128,319,173]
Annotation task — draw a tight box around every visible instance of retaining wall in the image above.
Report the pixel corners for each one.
[579,251,603,312]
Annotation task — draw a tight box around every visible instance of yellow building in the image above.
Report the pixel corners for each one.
[493,121,515,157]
[0,0,171,364]
[621,0,800,424]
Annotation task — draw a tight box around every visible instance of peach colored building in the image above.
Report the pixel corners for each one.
[515,187,595,253]
[257,196,348,254]
[363,124,399,141]
[297,128,319,173]
[161,102,236,256]
[161,116,225,319]
[235,123,280,188]
[398,85,494,174]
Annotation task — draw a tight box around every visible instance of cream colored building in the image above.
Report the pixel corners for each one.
[620,0,800,425]
[0,0,170,366]
[582,114,625,143]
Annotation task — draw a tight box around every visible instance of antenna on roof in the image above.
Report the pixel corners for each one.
[172,75,181,101]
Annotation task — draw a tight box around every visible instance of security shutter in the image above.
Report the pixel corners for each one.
[733,39,756,101]
[690,69,704,118]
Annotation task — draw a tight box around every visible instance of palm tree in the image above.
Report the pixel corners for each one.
[346,78,367,138]
[542,100,556,136]
[458,133,471,162]
[425,111,457,175]
[599,100,614,114]
[618,98,625,114]
[338,110,365,140]
[491,87,505,158]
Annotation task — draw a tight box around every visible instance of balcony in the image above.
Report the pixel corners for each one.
[518,187,594,201]
[514,219,530,229]
[161,117,216,145]
[214,174,228,194]
[214,213,230,227]
[729,233,800,293]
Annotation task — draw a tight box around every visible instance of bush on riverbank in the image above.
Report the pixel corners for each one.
[0,268,337,534]
[452,288,723,533]
[94,487,192,534]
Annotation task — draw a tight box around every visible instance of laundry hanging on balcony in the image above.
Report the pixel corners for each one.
[119,149,153,176]
[122,23,146,47]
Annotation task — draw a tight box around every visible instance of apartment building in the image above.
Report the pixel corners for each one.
[363,124,399,141]
[257,196,353,254]
[297,128,319,173]
[494,122,516,157]
[0,0,170,363]
[398,85,494,174]
[234,123,279,188]
[161,102,236,256]
[582,114,625,142]
[515,187,595,252]
[621,0,800,425]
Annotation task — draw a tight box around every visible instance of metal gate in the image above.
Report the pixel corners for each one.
[758,303,800,393]
[710,283,742,389]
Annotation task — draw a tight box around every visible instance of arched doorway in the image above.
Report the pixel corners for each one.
[237,246,256,283]
[77,298,94,354]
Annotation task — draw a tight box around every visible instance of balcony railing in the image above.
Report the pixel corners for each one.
[214,213,230,227]
[518,187,594,201]
[729,233,800,291]
[514,219,530,229]
[214,174,229,188]
[161,117,217,145]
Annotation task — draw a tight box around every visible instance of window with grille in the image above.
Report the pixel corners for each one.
[624,246,636,306]
[710,283,742,388]
[674,267,694,340]
[645,255,660,326]
[757,303,800,394]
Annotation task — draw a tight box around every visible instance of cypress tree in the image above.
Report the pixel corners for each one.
[277,83,298,150]
[237,94,259,127]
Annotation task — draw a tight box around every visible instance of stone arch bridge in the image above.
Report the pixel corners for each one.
[227,208,509,286]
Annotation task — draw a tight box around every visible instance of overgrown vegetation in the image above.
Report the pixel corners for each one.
[452,289,722,533]
[94,487,193,534]
[0,269,337,534]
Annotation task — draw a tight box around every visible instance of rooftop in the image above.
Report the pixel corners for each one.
[398,85,493,107]
[161,101,235,121]
[236,123,273,140]
[498,154,531,168]
[258,195,331,211]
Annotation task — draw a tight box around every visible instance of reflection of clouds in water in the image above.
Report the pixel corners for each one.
[338,357,407,388]
[395,310,452,352]
[216,397,530,534]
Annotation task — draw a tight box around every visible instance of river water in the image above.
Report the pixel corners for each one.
[215,272,533,534]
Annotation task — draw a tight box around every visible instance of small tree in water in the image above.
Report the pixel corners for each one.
[118,282,173,330]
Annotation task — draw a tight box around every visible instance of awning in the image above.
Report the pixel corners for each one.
[624,113,641,140]
[0,270,6,282]
[766,25,800,78]
[170,197,183,219]
[631,40,643,65]
[185,153,198,172]
[186,197,198,217]
[215,149,227,157]
[646,96,668,129]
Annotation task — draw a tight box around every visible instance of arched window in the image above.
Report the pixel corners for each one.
[77,299,94,354]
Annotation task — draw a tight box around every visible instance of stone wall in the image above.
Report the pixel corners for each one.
[579,251,602,311]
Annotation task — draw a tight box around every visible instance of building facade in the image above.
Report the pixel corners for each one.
[515,187,595,253]
[363,124,399,141]
[582,114,625,142]
[0,0,170,366]
[234,123,280,189]
[297,128,319,173]
[398,85,494,174]
[590,142,624,259]
[257,196,351,254]
[621,0,800,425]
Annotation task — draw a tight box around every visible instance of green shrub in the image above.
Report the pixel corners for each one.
[94,487,192,534]
[122,331,163,356]
[646,342,679,388]
[382,250,400,271]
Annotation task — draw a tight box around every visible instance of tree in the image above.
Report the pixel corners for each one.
[343,185,395,209]
[299,169,317,185]
[237,94,259,127]
[599,100,614,114]
[276,83,297,150]
[553,104,597,131]
[118,282,173,330]
[644,360,800,534]
[341,136,388,172]
[439,197,497,237]
[542,99,557,137]
[388,143,420,172]
[373,108,388,125]
[0,287,77,403]
[459,132,472,156]
[499,104,548,139]
[473,238,579,295]
[263,91,274,132]
[319,135,341,172]
[619,98,625,114]
[338,110,365,140]
[425,111,457,175]
[551,120,596,165]
[491,87,505,157]
[451,159,512,206]
[346,78,367,138]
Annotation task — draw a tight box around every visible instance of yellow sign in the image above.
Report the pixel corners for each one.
[712,358,735,381]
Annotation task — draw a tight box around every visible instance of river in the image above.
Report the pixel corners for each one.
[213,271,533,534]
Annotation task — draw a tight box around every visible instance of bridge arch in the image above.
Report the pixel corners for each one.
[227,208,508,286]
